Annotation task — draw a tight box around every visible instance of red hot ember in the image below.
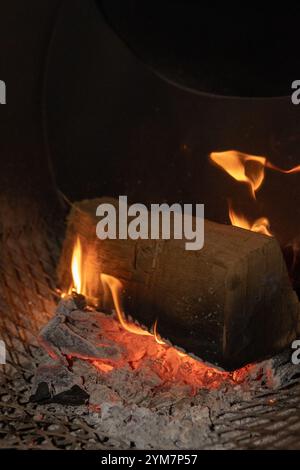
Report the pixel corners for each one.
[38,292,255,396]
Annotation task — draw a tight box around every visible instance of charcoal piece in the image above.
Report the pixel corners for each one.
[53,385,89,405]
[30,361,89,405]
[30,382,51,403]
[30,382,89,405]
[56,293,86,316]
[31,361,82,393]
[58,197,300,370]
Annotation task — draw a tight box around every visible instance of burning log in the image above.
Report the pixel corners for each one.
[58,198,300,370]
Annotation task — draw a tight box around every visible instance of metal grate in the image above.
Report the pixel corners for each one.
[0,223,60,362]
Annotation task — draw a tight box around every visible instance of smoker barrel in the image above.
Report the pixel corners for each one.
[97,1,300,98]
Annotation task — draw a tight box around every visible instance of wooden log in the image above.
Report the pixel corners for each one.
[58,198,300,370]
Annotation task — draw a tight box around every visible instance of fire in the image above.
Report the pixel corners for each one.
[228,203,272,237]
[56,148,296,391]
[210,150,300,237]
[101,273,167,345]
[210,150,300,200]
[266,161,300,175]
[68,236,85,295]
[153,319,166,345]
[67,240,162,341]
[101,273,153,337]
[63,235,255,390]
[210,150,266,199]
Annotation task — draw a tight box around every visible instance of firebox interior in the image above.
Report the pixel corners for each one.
[2,0,300,451]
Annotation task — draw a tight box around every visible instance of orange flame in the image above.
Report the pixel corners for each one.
[67,236,86,295]
[210,150,300,237]
[210,150,300,200]
[153,319,166,345]
[266,161,300,175]
[229,204,272,237]
[210,151,266,199]
[66,239,166,344]
[101,273,156,338]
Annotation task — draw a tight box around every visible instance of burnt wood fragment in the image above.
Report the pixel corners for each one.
[30,382,89,405]
[30,361,89,405]
[38,296,121,364]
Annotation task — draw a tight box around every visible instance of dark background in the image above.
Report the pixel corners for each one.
[1,0,300,247]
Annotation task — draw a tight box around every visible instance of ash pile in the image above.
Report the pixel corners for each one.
[28,293,300,450]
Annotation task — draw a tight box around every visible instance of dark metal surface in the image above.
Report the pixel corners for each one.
[98,2,300,98]
[43,1,300,252]
[0,0,64,222]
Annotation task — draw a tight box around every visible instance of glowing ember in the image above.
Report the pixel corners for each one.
[87,312,253,391]
[210,150,300,237]
[91,361,114,374]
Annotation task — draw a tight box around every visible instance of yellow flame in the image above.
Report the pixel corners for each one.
[266,161,300,175]
[66,240,166,344]
[101,273,166,344]
[69,236,84,294]
[153,319,165,345]
[101,273,153,337]
[210,150,300,237]
[210,150,300,200]
[210,150,266,199]
[229,204,272,237]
